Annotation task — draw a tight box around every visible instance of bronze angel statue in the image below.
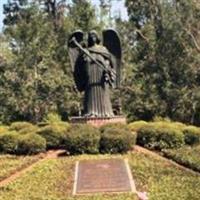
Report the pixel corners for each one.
[68,29,121,117]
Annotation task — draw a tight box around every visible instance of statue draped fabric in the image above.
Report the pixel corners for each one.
[68,29,121,117]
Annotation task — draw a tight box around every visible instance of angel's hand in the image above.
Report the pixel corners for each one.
[110,70,115,81]
[104,72,110,82]
[83,54,90,62]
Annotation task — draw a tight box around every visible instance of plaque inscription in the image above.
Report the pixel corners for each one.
[73,158,136,195]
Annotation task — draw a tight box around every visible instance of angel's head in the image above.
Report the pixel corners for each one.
[88,30,101,47]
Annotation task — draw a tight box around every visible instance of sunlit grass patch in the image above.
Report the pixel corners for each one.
[128,152,200,200]
[0,154,40,181]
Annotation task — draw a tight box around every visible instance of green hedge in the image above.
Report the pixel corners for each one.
[37,123,69,149]
[0,132,20,154]
[128,120,187,133]
[17,133,46,155]
[10,122,35,131]
[4,120,200,155]
[183,126,200,145]
[43,112,62,123]
[99,123,130,132]
[128,121,148,132]
[0,126,9,135]
[137,125,184,150]
[63,124,100,155]
[9,122,39,135]
[99,123,136,154]
[0,131,46,155]
[18,126,38,134]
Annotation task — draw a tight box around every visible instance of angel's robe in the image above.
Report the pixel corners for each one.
[81,44,115,117]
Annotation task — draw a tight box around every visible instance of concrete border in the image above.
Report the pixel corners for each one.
[72,161,79,195]
[124,159,136,193]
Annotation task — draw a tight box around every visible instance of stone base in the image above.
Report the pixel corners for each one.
[70,116,126,127]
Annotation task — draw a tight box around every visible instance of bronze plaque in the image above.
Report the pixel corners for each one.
[73,159,136,195]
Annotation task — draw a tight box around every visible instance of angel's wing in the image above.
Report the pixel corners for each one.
[103,29,122,88]
[68,30,84,71]
[68,30,87,92]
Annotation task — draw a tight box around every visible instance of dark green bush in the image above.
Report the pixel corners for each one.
[137,125,184,150]
[17,133,46,155]
[99,125,136,154]
[37,123,69,149]
[0,132,20,154]
[63,124,100,155]
[183,126,200,145]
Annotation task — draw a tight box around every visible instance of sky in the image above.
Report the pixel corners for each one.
[0,0,128,31]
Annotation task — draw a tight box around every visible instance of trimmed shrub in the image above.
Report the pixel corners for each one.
[128,121,148,132]
[99,125,136,154]
[17,133,46,155]
[44,112,62,123]
[100,123,130,133]
[10,122,35,131]
[37,123,69,149]
[63,124,100,155]
[183,126,200,145]
[10,122,39,135]
[0,132,20,154]
[170,122,187,130]
[128,120,185,133]
[18,125,38,134]
[148,121,183,130]
[0,126,9,135]
[153,116,171,122]
[0,131,46,155]
[137,125,184,150]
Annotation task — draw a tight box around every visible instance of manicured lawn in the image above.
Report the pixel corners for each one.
[0,151,200,200]
[0,154,41,181]
[162,145,200,172]
[129,152,200,200]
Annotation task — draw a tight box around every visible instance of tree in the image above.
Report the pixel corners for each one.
[123,0,200,123]
[67,0,97,32]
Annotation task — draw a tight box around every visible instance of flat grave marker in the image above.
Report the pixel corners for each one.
[73,158,136,195]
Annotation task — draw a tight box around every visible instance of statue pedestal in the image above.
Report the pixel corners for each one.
[70,116,126,127]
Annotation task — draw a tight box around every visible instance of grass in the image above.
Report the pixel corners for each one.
[0,154,41,181]
[162,145,200,172]
[0,154,137,200]
[129,152,200,200]
[0,151,200,200]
